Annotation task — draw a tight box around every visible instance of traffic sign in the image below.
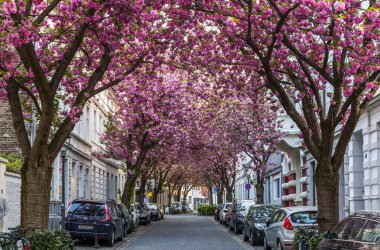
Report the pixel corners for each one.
[245,183,251,190]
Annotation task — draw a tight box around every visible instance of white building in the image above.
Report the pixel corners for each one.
[50,89,127,208]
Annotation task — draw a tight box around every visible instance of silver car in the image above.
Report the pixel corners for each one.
[264,206,318,250]
[219,202,232,225]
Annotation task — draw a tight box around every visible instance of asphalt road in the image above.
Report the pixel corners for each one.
[76,214,265,250]
[123,214,264,250]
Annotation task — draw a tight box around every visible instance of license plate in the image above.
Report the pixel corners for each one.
[78,225,94,230]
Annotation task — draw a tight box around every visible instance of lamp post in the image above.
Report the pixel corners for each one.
[61,136,71,230]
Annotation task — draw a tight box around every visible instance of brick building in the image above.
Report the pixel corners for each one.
[0,101,23,156]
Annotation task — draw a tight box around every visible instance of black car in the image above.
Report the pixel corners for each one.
[318,210,380,250]
[148,204,161,221]
[242,204,279,245]
[214,204,224,221]
[138,203,151,225]
[117,203,132,234]
[229,199,255,234]
[65,199,125,246]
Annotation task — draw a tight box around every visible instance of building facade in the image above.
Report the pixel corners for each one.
[51,89,127,206]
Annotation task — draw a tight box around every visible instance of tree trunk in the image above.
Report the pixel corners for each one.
[20,155,53,232]
[226,189,233,202]
[217,182,223,204]
[152,190,159,203]
[207,185,213,205]
[217,189,223,204]
[176,185,182,202]
[122,178,136,206]
[255,181,264,204]
[315,161,340,232]
[138,176,148,205]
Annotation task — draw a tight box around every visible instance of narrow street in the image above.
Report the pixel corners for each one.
[122,214,263,250]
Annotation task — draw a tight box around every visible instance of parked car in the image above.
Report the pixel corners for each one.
[318,210,380,250]
[65,199,125,246]
[148,204,161,221]
[264,206,318,250]
[219,202,232,225]
[148,203,164,219]
[225,206,232,227]
[129,203,140,229]
[229,199,255,234]
[214,204,224,221]
[182,203,191,213]
[171,202,182,214]
[117,203,132,234]
[138,203,151,225]
[242,204,279,245]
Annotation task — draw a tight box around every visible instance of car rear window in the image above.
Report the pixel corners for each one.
[253,206,278,222]
[68,202,105,216]
[290,211,318,224]
[239,202,255,212]
[149,205,158,210]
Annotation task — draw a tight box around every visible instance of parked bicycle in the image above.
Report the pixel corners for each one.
[0,226,37,250]
[293,226,321,250]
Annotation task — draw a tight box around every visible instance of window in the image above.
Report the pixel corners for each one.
[290,211,318,224]
[344,219,366,240]
[274,179,280,198]
[277,210,286,222]
[272,210,286,223]
[271,211,281,223]
[360,220,380,243]
[68,202,105,216]
[332,218,351,239]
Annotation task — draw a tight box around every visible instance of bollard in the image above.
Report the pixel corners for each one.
[93,222,100,248]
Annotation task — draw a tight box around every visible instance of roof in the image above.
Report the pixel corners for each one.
[352,210,380,221]
[72,199,106,204]
[282,206,318,213]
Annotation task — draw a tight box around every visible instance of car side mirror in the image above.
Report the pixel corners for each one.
[266,218,271,227]
[323,231,333,239]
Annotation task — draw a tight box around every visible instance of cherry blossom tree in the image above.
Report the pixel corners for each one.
[101,70,192,205]
[181,0,380,232]
[0,0,188,229]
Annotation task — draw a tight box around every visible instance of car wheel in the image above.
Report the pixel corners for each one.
[117,227,124,241]
[264,236,271,250]
[242,227,248,241]
[106,230,115,246]
[229,221,233,231]
[277,240,283,250]
[251,230,257,246]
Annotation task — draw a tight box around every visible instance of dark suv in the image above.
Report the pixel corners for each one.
[318,210,380,250]
[65,199,125,246]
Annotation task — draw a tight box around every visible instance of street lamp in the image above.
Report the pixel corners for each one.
[61,136,71,230]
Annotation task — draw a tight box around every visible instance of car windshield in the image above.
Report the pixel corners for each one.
[238,202,254,212]
[290,211,318,224]
[225,204,231,209]
[68,202,105,216]
[253,206,278,223]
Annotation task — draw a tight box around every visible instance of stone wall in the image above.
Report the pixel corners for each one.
[0,101,22,156]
